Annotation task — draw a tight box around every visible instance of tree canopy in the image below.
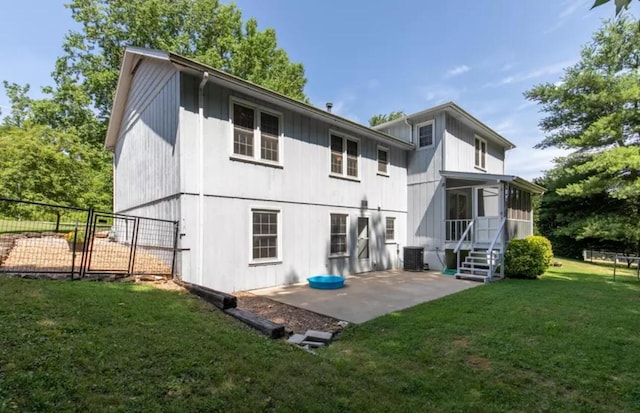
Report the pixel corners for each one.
[368,111,406,127]
[527,15,640,256]
[1,0,307,210]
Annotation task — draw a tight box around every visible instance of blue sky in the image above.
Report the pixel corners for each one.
[1,0,637,179]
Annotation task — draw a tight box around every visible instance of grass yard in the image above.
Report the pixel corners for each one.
[1,259,640,412]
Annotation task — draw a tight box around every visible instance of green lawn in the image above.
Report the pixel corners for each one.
[1,259,640,412]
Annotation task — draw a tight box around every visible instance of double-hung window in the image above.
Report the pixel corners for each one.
[475,136,487,170]
[330,214,348,255]
[385,217,395,242]
[330,133,359,179]
[252,209,280,262]
[231,99,281,165]
[377,146,389,175]
[416,121,434,148]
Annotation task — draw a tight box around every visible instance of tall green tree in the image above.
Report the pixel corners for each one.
[526,15,640,256]
[0,125,112,214]
[57,0,307,124]
[2,0,306,209]
[369,111,405,127]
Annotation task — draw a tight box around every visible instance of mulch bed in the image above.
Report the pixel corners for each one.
[235,292,342,335]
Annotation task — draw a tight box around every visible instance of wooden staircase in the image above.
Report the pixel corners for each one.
[455,248,503,283]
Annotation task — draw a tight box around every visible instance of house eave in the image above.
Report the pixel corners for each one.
[105,47,416,151]
[440,170,545,194]
[372,102,516,150]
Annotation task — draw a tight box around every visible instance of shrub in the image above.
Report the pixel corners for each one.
[64,230,86,244]
[525,235,554,267]
[504,236,553,279]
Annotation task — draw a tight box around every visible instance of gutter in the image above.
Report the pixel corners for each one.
[198,71,209,285]
[167,52,415,151]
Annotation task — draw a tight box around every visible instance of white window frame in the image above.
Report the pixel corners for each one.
[415,120,435,149]
[385,216,396,243]
[329,213,350,258]
[249,207,282,266]
[377,145,390,176]
[329,130,360,181]
[230,97,284,168]
[474,135,487,171]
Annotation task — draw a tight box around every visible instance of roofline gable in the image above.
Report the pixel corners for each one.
[105,47,415,151]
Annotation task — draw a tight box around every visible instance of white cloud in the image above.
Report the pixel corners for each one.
[444,65,470,78]
[483,60,574,88]
[420,85,465,104]
[545,0,590,33]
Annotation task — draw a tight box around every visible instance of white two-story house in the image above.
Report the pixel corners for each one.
[105,47,542,292]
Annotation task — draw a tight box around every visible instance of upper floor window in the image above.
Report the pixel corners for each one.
[416,120,434,148]
[231,99,282,165]
[475,136,487,170]
[377,146,389,175]
[330,133,359,179]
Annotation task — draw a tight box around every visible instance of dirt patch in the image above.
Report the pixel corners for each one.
[0,235,171,275]
[452,336,470,349]
[235,292,342,335]
[467,355,492,371]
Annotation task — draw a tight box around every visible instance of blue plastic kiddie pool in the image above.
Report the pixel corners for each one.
[307,275,346,289]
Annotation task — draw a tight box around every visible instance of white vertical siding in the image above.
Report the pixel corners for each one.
[177,74,408,292]
[444,114,505,174]
[404,112,447,270]
[114,59,180,214]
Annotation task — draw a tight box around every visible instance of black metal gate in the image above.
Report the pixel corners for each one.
[0,198,178,280]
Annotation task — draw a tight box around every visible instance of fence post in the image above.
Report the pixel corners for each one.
[613,253,617,281]
[127,217,140,276]
[70,220,78,280]
[170,221,180,279]
[55,211,61,233]
[79,208,93,279]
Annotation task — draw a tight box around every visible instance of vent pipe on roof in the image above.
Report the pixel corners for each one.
[326,102,333,112]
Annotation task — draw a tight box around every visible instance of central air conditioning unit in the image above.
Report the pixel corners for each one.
[403,246,424,271]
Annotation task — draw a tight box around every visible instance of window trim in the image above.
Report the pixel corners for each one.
[229,96,284,168]
[474,135,487,171]
[415,120,435,149]
[329,212,350,258]
[377,145,390,177]
[248,207,283,266]
[328,130,361,181]
[385,216,396,243]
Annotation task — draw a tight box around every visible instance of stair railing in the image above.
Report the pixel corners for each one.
[454,219,475,271]
[487,217,507,279]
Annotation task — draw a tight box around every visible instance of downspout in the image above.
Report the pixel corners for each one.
[403,116,413,145]
[198,72,209,285]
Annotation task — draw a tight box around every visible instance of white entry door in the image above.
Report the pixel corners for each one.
[475,186,501,243]
[357,217,371,271]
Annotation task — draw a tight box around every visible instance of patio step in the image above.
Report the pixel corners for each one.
[456,247,503,284]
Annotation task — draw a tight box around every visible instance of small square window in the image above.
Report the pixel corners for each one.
[417,121,434,147]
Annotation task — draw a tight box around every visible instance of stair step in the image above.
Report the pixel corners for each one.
[455,272,491,283]
[458,267,492,274]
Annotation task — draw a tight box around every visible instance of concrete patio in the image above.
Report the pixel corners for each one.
[250,270,480,324]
